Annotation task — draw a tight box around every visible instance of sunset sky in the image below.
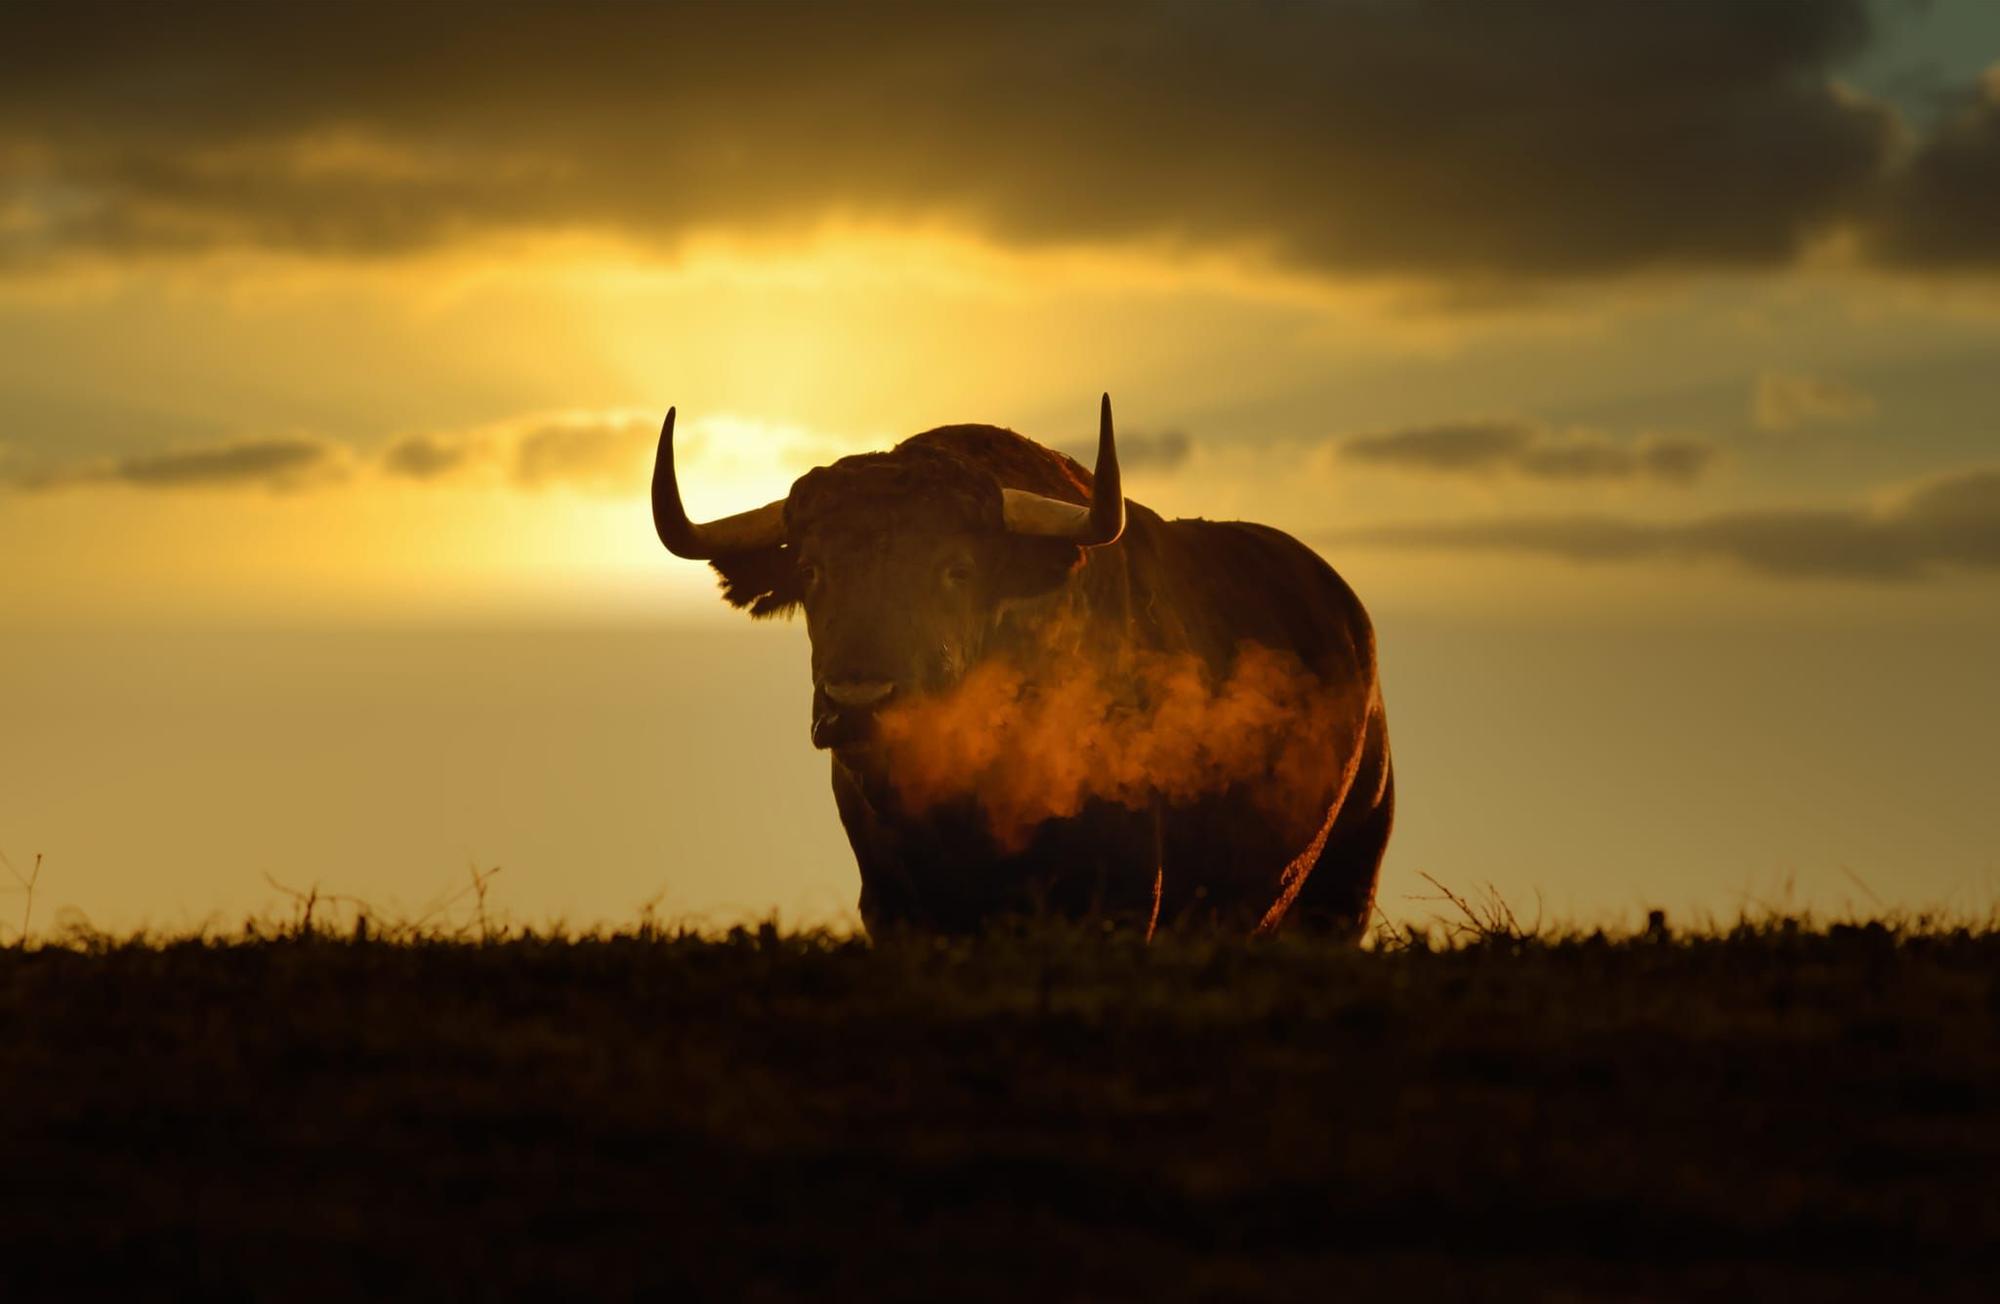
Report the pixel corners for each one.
[4,0,1998,936]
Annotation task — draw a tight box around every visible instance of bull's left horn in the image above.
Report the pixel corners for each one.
[1001,392,1126,547]
[651,407,788,559]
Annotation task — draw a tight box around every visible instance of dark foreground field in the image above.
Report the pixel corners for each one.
[3,921,1997,1301]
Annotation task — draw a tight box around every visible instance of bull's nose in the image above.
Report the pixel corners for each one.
[812,680,897,751]
[823,680,897,709]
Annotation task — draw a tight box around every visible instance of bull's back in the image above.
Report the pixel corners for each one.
[1132,514,1378,691]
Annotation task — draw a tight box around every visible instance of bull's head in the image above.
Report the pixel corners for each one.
[652,397,1125,752]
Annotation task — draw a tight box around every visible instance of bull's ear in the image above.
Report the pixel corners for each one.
[708,547,804,618]
[990,537,1084,602]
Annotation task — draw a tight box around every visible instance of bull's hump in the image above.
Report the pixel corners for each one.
[896,424,1091,501]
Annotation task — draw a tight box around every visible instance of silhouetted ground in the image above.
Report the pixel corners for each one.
[2,919,1997,1300]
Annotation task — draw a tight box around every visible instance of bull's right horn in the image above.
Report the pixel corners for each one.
[651,407,788,559]
[1000,392,1126,547]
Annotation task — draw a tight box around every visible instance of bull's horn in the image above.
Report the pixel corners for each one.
[1000,392,1125,546]
[651,407,788,559]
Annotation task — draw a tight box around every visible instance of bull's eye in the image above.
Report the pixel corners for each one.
[798,561,823,590]
[943,560,975,588]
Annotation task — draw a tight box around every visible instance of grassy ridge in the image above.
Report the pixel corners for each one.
[3,921,1997,1300]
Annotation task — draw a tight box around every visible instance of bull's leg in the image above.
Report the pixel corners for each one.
[1286,716,1394,941]
[832,759,920,935]
[1144,798,1165,942]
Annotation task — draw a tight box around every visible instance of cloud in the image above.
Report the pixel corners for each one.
[4,411,659,495]
[0,0,1906,282]
[378,431,490,481]
[508,416,655,491]
[1337,419,1717,484]
[1869,63,2000,266]
[1057,429,1191,475]
[380,412,655,492]
[1338,466,2000,580]
[1753,371,1875,431]
[3,436,349,491]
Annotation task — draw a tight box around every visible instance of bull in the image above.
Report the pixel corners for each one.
[651,396,1393,938]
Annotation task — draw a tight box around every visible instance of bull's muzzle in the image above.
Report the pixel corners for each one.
[811,680,897,750]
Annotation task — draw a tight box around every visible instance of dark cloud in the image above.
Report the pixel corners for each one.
[383,411,668,493]
[0,1,1905,280]
[1869,68,2000,265]
[381,415,653,491]
[1059,429,1191,474]
[1338,419,1717,484]
[379,432,486,481]
[6,412,656,493]
[1338,466,2000,580]
[509,418,652,491]
[1752,371,1875,430]
[1341,420,1530,472]
[4,437,347,491]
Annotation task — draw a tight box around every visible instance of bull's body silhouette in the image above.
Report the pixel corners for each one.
[653,397,1392,937]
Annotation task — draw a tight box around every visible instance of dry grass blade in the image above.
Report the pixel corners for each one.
[1411,871,1533,944]
[2,851,44,947]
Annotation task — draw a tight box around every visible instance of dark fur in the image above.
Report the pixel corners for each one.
[707,424,1393,939]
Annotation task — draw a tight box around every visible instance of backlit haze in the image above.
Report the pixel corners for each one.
[4,1,1998,937]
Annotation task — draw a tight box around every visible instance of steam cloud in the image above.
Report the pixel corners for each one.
[875,642,1353,853]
